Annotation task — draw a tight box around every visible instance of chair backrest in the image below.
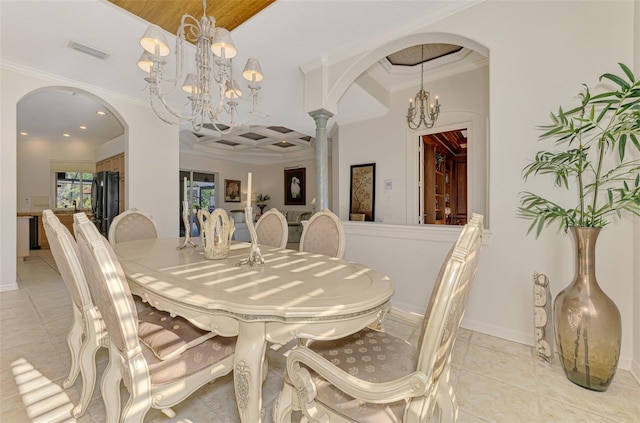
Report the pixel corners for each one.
[255,208,288,248]
[416,213,483,383]
[299,209,345,258]
[108,208,159,245]
[42,210,92,311]
[75,213,141,356]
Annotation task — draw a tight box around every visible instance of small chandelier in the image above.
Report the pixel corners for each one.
[406,45,441,130]
[137,0,264,133]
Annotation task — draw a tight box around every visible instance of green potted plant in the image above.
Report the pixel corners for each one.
[518,63,640,391]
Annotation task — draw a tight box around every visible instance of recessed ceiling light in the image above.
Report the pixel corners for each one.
[97,111,106,116]
[79,125,87,130]
[19,132,28,136]
[63,133,70,137]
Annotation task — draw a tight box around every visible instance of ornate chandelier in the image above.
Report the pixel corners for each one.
[137,0,264,133]
[406,45,441,130]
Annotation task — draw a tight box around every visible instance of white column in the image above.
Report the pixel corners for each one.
[309,109,333,211]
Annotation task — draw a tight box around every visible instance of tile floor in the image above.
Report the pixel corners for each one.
[2,250,639,422]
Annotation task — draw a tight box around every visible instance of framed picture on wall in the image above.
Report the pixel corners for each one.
[349,163,375,221]
[224,179,241,202]
[284,168,306,205]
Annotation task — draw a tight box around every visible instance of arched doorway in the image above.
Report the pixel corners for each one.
[17,86,126,245]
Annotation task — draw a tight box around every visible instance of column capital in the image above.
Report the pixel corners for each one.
[309,109,334,128]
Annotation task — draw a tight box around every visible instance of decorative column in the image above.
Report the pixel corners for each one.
[310,109,333,211]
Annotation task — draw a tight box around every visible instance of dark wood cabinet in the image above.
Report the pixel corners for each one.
[451,158,467,225]
[423,142,450,225]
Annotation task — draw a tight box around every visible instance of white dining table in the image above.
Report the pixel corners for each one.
[113,238,395,423]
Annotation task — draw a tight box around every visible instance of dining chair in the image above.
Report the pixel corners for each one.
[42,210,108,417]
[298,209,346,258]
[74,213,236,423]
[275,213,484,423]
[107,207,159,245]
[44,211,220,417]
[255,208,288,248]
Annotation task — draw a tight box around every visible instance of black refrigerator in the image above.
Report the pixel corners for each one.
[91,171,119,237]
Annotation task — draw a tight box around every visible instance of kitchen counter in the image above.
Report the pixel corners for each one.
[17,209,84,217]
[17,210,93,249]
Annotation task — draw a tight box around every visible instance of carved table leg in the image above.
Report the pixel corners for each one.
[234,321,268,423]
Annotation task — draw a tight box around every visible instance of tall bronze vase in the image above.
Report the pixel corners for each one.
[554,227,621,391]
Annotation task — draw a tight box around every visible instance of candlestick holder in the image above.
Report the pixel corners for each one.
[178,201,197,249]
[236,206,264,267]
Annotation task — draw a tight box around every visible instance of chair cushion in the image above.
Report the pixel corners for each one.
[302,215,340,257]
[142,335,236,386]
[138,308,216,361]
[256,214,285,247]
[305,328,417,423]
[112,213,158,244]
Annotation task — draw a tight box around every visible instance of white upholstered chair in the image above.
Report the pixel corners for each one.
[44,211,219,417]
[275,214,484,423]
[74,213,236,422]
[298,209,346,258]
[255,208,288,248]
[42,210,108,417]
[108,208,159,245]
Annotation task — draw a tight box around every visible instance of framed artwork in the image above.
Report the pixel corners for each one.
[349,163,375,221]
[224,179,241,202]
[284,168,306,205]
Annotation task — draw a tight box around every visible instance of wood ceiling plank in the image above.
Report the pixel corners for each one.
[109,0,275,34]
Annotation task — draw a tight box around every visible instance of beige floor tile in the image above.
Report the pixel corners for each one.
[470,331,534,358]
[463,344,538,393]
[536,362,636,422]
[539,396,623,423]
[381,315,415,342]
[456,369,543,422]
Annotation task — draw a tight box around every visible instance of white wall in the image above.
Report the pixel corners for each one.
[180,152,316,213]
[16,137,103,212]
[337,66,488,224]
[321,0,637,369]
[1,65,180,291]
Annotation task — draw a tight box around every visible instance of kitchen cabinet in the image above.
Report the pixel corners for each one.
[37,213,76,249]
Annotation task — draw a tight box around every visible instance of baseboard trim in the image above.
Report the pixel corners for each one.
[389,308,636,372]
[0,282,19,292]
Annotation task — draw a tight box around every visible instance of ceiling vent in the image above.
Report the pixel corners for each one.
[68,41,109,60]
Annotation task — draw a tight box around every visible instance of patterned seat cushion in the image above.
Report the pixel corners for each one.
[304,328,417,422]
[142,335,236,386]
[256,214,285,247]
[137,307,216,361]
[112,213,158,244]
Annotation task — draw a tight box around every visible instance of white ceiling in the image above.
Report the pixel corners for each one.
[2,0,481,164]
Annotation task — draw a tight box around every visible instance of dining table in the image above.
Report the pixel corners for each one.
[112,238,395,423]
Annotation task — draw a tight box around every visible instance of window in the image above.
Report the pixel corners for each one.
[180,170,217,237]
[55,172,93,210]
